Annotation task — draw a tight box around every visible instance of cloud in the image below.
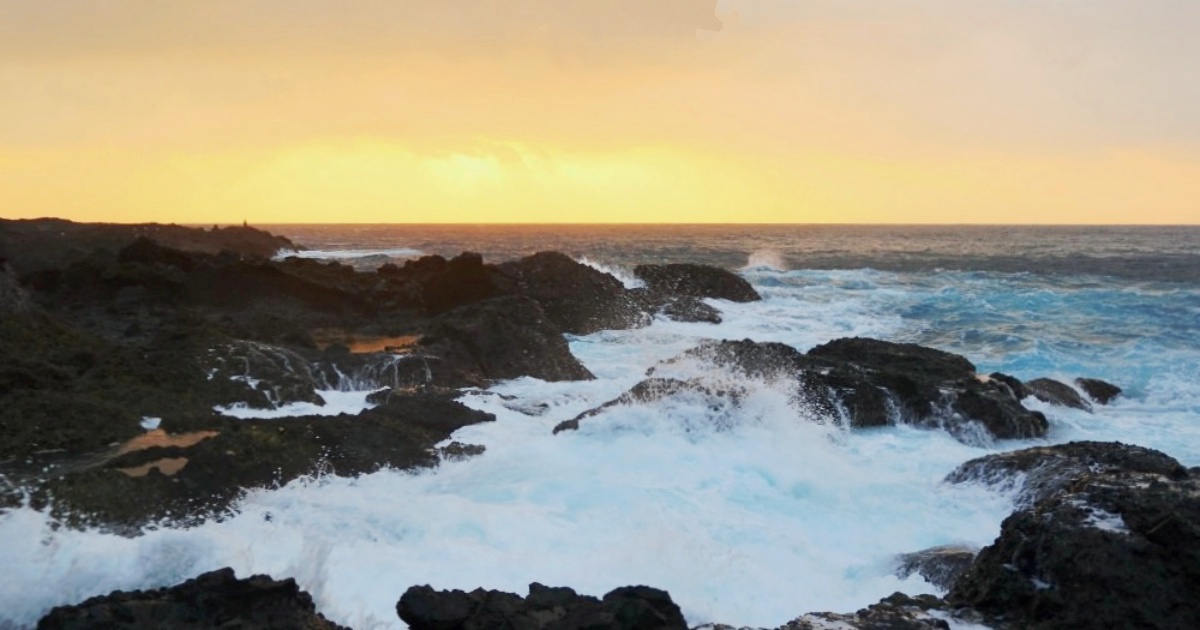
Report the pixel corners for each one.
[0,1,722,60]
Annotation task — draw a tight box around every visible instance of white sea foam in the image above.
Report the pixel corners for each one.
[577,257,644,289]
[277,248,423,261]
[744,249,788,272]
[214,390,380,420]
[0,381,1013,629]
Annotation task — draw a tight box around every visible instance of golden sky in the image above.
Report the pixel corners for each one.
[1,1,1197,224]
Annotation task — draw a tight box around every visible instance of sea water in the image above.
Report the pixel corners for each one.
[2,225,1199,629]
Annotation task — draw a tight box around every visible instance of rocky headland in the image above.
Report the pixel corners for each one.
[6,219,1189,629]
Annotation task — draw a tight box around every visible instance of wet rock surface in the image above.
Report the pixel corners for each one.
[946,441,1200,629]
[567,337,1049,442]
[3,221,779,530]
[500,251,648,334]
[397,583,688,630]
[1074,377,1122,405]
[945,440,1188,507]
[895,545,979,591]
[1024,377,1092,411]
[30,391,493,532]
[634,263,761,303]
[37,567,346,630]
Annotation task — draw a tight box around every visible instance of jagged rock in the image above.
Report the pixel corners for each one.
[29,392,494,532]
[438,441,487,461]
[1024,378,1092,411]
[634,263,761,303]
[777,593,950,630]
[947,442,1200,630]
[396,582,688,630]
[895,546,978,591]
[659,297,722,324]
[625,337,1047,443]
[421,252,511,315]
[944,440,1187,507]
[420,296,595,385]
[36,567,346,629]
[501,251,647,334]
[1074,377,1122,405]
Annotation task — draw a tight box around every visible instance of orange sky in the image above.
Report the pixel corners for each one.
[1,1,1197,224]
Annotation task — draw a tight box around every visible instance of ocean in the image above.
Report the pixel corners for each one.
[3,224,1199,629]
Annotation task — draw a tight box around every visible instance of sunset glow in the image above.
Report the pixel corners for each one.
[2,1,1197,224]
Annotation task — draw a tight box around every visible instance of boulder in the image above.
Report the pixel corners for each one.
[944,440,1187,507]
[1075,377,1122,405]
[37,567,346,630]
[634,263,761,303]
[895,545,978,591]
[632,338,1047,443]
[396,582,687,630]
[420,296,594,386]
[501,251,647,334]
[421,252,511,315]
[774,593,950,630]
[1024,377,1092,411]
[947,442,1200,629]
[659,297,722,324]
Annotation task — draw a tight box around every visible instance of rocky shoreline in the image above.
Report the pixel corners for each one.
[4,219,1193,628]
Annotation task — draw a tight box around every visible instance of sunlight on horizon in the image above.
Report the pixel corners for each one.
[1,1,1198,224]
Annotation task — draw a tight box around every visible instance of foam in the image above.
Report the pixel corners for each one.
[214,390,379,420]
[577,257,644,289]
[277,248,423,261]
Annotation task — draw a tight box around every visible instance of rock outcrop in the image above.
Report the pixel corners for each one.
[562,337,1049,443]
[946,441,1200,629]
[397,583,688,630]
[0,218,296,275]
[37,567,346,630]
[419,296,595,385]
[1074,377,1122,405]
[500,251,648,334]
[1024,377,1092,411]
[634,263,761,303]
[895,546,979,591]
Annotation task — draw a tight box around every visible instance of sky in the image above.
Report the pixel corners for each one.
[1,1,1198,224]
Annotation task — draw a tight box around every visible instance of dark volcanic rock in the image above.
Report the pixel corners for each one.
[420,295,594,386]
[421,252,511,315]
[616,337,1047,443]
[396,582,688,630]
[947,442,1200,630]
[501,251,647,334]
[37,567,345,630]
[634,263,761,303]
[0,218,295,275]
[945,440,1187,507]
[659,297,722,324]
[895,546,978,591]
[1024,378,1091,412]
[34,391,493,531]
[1074,377,1122,405]
[774,593,950,630]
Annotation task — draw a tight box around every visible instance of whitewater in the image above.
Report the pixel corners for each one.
[3,226,1199,629]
